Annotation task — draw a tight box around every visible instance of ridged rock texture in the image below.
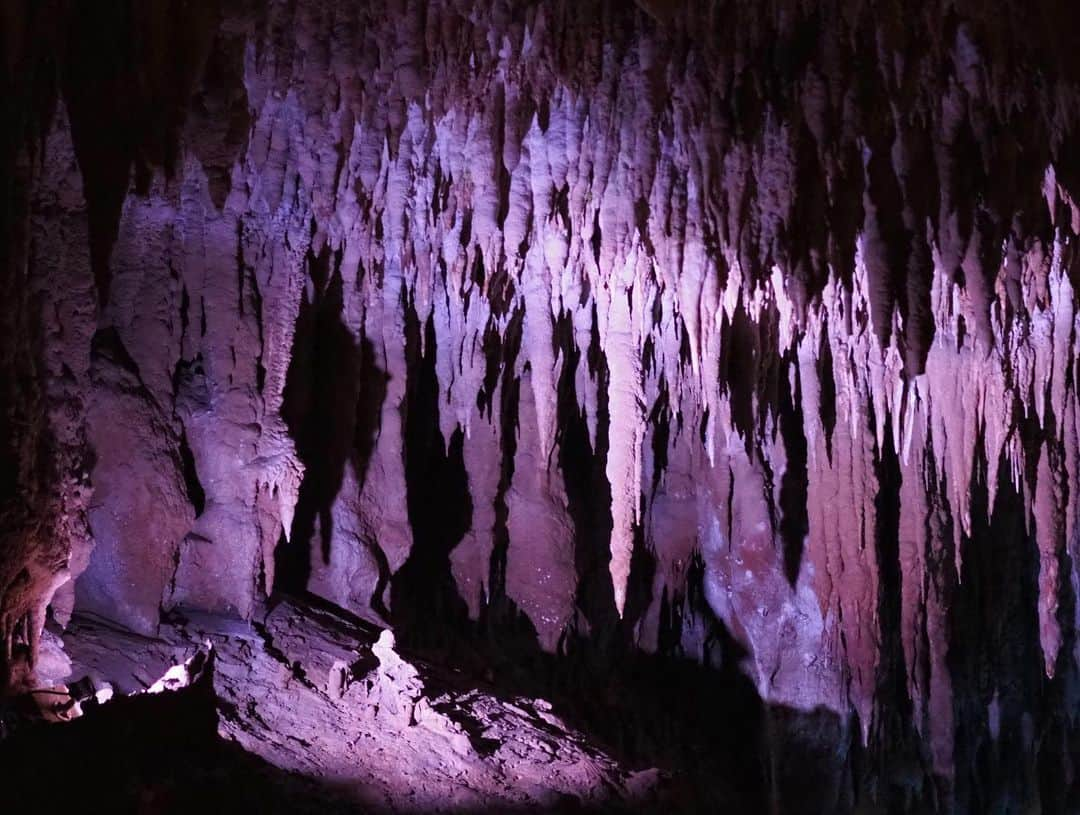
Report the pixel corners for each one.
[3,0,1080,811]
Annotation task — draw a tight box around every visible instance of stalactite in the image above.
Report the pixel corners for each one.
[2,1,1080,807]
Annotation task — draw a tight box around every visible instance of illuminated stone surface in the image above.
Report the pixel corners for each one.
[1,1,1080,810]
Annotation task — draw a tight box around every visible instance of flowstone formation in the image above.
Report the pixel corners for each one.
[2,1,1080,810]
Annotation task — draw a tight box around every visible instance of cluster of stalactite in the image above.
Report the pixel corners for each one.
[2,0,1080,809]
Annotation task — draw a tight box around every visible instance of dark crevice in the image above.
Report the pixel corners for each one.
[777,355,808,586]
[177,428,205,518]
[817,328,837,462]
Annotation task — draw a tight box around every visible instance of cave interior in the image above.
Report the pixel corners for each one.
[3,1,1080,813]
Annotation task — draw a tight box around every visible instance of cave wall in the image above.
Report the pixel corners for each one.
[3,0,1080,806]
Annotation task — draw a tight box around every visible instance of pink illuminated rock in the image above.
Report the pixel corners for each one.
[1,2,1080,809]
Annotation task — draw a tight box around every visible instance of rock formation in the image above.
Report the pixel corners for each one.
[2,0,1080,810]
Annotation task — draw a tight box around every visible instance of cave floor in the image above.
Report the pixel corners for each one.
[0,598,672,814]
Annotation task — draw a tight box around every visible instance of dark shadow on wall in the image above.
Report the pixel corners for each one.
[866,421,939,812]
[60,0,221,307]
[377,302,842,813]
[275,247,388,598]
[777,347,809,586]
[281,272,1080,814]
[557,304,620,646]
[478,305,540,652]
[389,300,474,642]
[718,298,758,447]
[948,420,1080,814]
[266,277,1080,814]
